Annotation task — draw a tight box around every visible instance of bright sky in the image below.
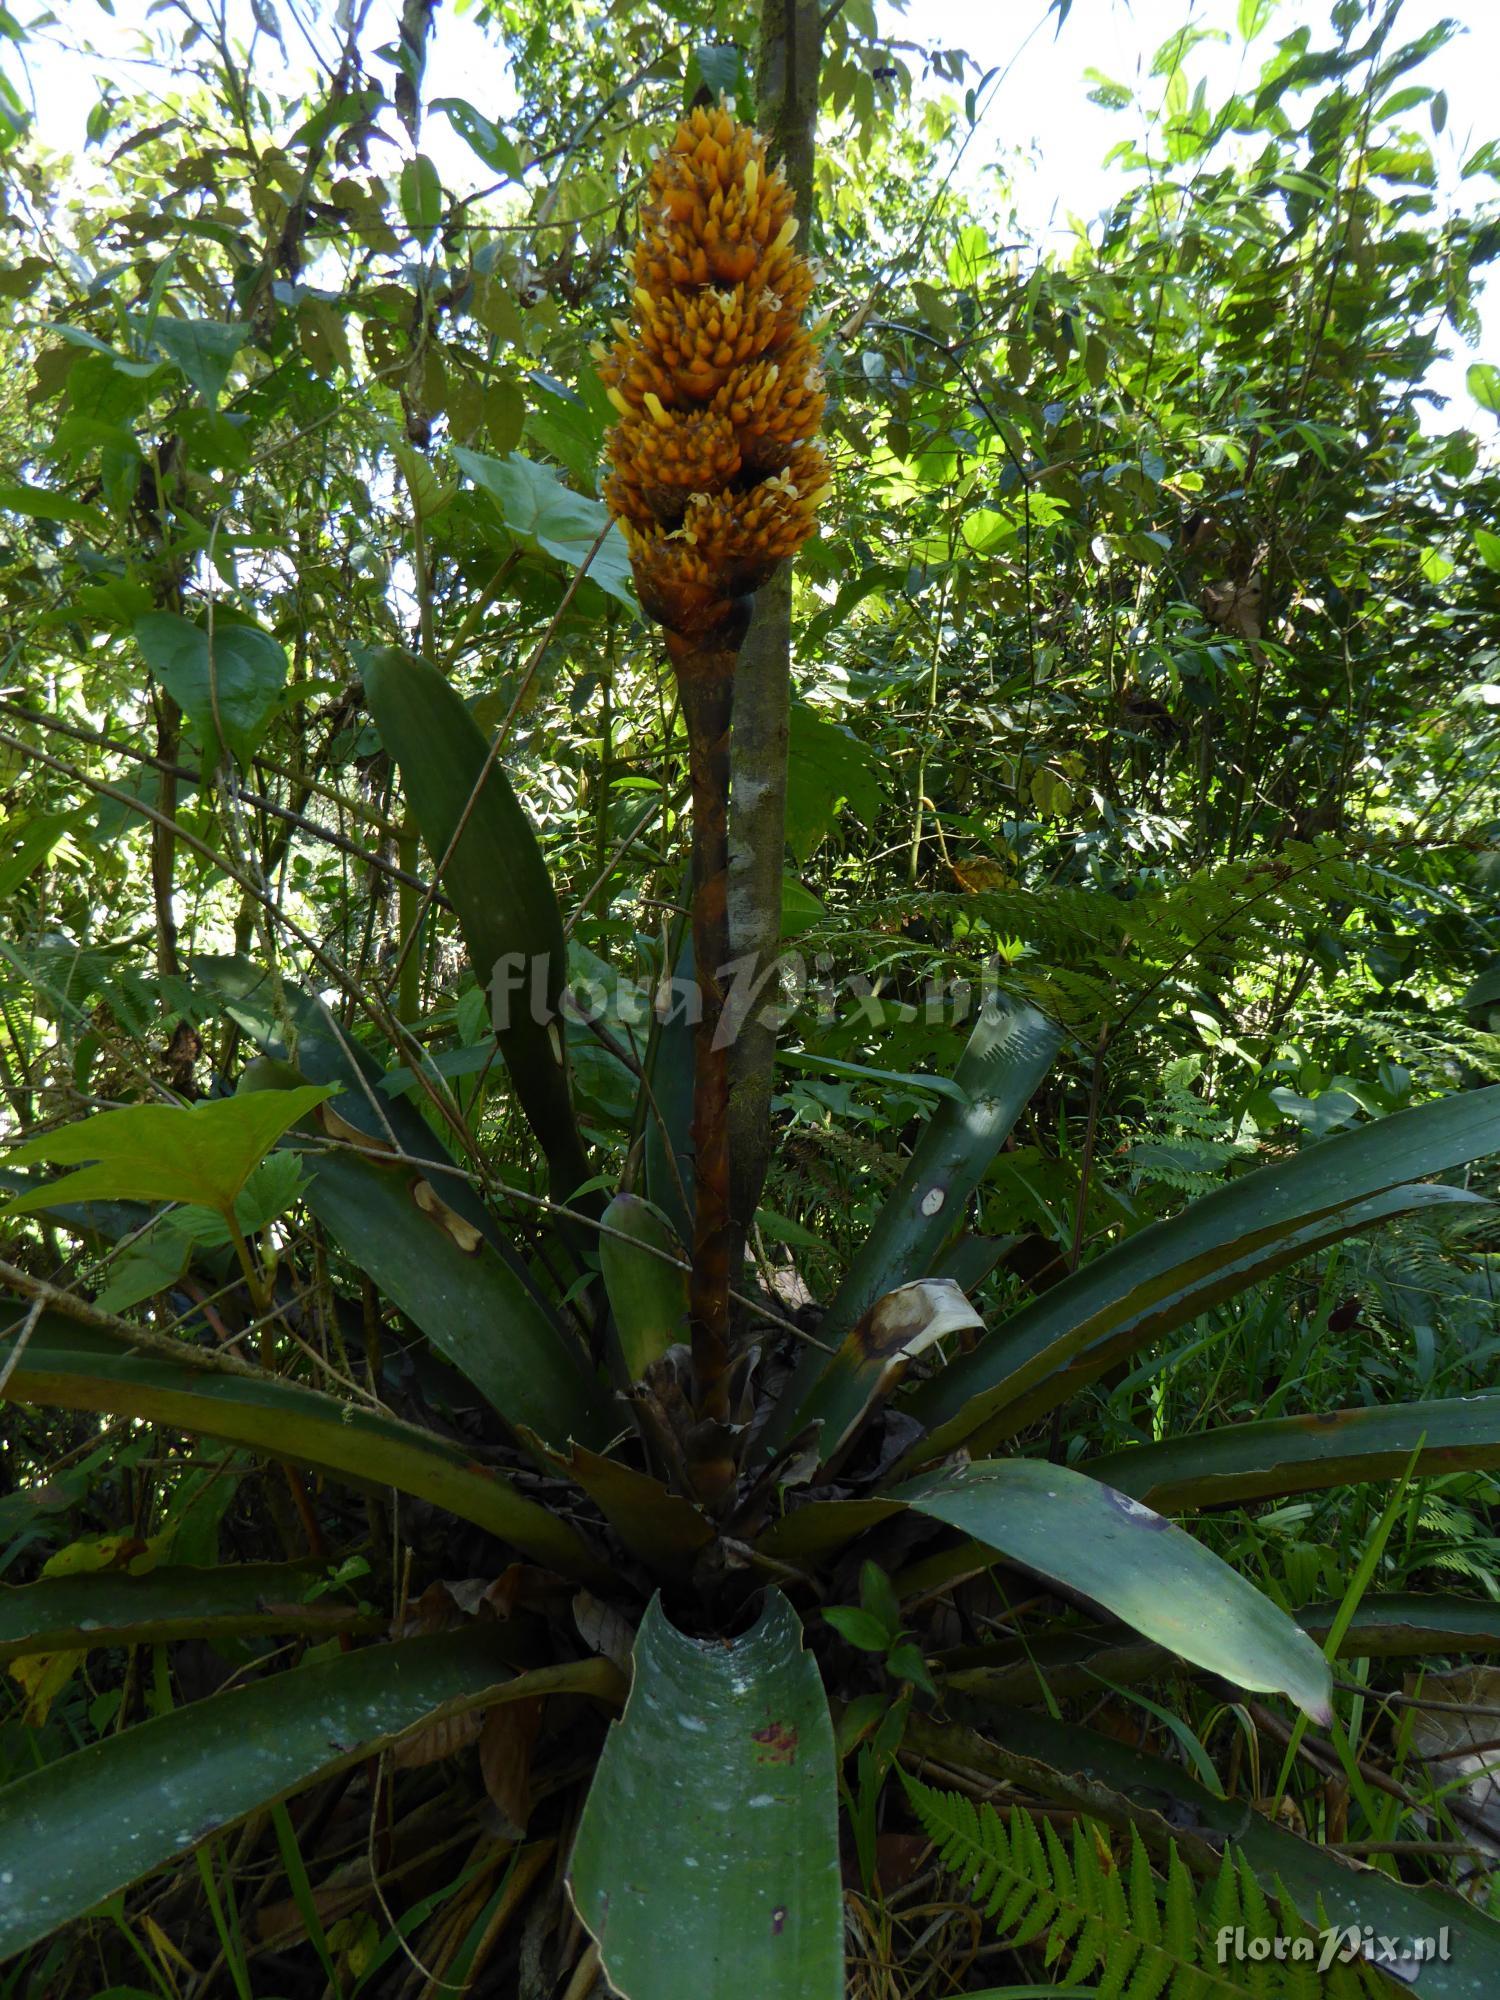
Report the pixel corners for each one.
[938,0,1498,423]
[8,0,1497,425]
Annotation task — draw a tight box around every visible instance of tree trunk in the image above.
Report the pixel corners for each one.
[727,0,822,1250]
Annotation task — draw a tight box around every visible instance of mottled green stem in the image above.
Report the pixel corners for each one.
[726,0,823,1252]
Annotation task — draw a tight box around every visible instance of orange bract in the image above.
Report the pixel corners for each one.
[603,106,826,642]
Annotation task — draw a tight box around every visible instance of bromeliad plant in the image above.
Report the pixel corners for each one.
[6,106,1500,2000]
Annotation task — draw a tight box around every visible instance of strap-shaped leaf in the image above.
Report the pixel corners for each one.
[599,1192,689,1382]
[641,931,695,1249]
[570,1592,842,2000]
[769,996,1059,1450]
[194,958,606,1448]
[819,995,1059,1339]
[895,1458,1332,1722]
[0,1562,378,1660]
[907,1085,1500,1460]
[948,1183,1490,1452]
[0,1630,620,1962]
[525,1436,713,1579]
[941,1596,1500,1708]
[194,951,534,1279]
[1088,1394,1500,1510]
[1,1313,603,1580]
[754,1496,903,1564]
[362,647,591,1205]
[300,1116,609,1450]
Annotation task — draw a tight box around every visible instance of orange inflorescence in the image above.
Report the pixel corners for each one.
[603,106,827,643]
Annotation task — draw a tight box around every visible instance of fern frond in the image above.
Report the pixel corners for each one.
[903,1774,1390,1999]
[902,1774,1245,1997]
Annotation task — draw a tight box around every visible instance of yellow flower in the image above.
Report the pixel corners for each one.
[602,106,825,643]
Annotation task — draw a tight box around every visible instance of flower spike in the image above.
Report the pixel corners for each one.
[603,105,824,653]
[599,107,824,1497]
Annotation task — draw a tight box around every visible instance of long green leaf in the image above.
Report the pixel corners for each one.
[194,952,534,1280]
[196,957,604,1447]
[570,1593,842,2000]
[907,1704,1500,2000]
[526,1438,713,1579]
[820,995,1059,1339]
[0,1562,379,1661]
[0,1630,620,1962]
[641,929,695,1249]
[361,647,591,1205]
[1088,1394,1500,1510]
[300,1115,608,1450]
[1300,1592,1500,1656]
[755,1496,903,1564]
[955,1183,1491,1449]
[895,1458,1332,1721]
[1,1313,603,1580]
[940,1595,1500,1706]
[599,1191,689,1381]
[907,1085,1500,1460]
[769,996,1059,1450]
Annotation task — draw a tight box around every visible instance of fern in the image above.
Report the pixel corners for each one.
[903,1773,1391,1998]
[1126,1055,1260,1197]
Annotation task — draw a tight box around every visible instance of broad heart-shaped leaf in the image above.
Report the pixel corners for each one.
[361,647,593,1210]
[1,1313,604,1581]
[0,1562,378,1661]
[570,1593,842,2000]
[1468,361,1500,415]
[894,1459,1332,1723]
[452,447,638,610]
[0,1628,621,1963]
[432,96,521,177]
[148,316,251,408]
[905,1085,1500,1463]
[1088,1394,1500,1510]
[767,996,1059,1453]
[1,1085,332,1219]
[135,611,289,765]
[785,699,886,862]
[906,1705,1500,2000]
[599,1192,689,1381]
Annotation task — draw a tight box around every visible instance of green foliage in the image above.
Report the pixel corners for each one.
[2,0,1500,1989]
[2,1087,331,1219]
[904,1776,1390,1999]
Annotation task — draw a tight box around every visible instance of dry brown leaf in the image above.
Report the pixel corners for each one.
[480,1695,544,1838]
[573,1590,634,1675]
